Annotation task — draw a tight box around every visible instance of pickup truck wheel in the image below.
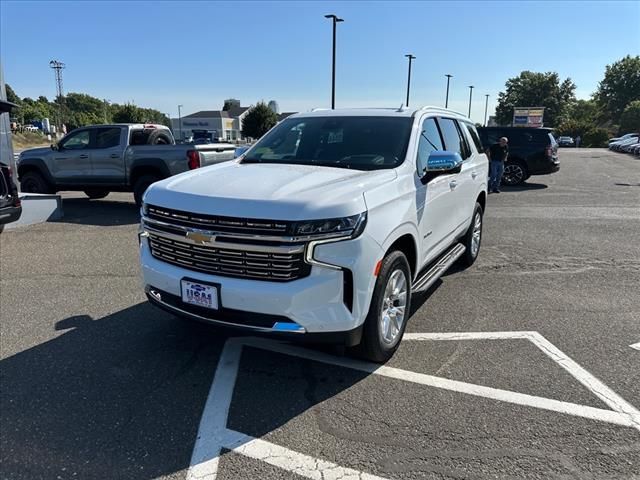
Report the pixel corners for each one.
[133,174,160,207]
[459,203,483,267]
[20,171,54,194]
[502,161,527,186]
[359,251,411,363]
[84,189,109,199]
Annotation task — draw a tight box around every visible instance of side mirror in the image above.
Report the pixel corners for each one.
[426,151,463,172]
[421,151,463,183]
[51,143,60,151]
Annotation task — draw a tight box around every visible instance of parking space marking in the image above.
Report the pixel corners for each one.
[404,331,640,428]
[187,332,640,479]
[631,342,640,351]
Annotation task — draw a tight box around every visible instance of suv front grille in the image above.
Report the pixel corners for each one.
[146,205,293,236]
[147,232,310,282]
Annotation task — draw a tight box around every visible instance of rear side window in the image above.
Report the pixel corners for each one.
[416,117,444,174]
[438,118,466,158]
[94,127,121,149]
[464,123,483,153]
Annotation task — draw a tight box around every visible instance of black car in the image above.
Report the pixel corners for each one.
[477,127,560,185]
[0,161,21,233]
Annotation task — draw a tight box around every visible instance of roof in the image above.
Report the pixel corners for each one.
[285,106,469,119]
[184,107,250,119]
[0,99,18,114]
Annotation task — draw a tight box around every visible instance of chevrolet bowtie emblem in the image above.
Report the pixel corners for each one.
[186,231,214,244]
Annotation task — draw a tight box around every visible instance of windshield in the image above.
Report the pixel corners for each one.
[243,116,413,170]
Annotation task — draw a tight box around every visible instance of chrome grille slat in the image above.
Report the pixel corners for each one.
[147,232,309,282]
[147,205,290,235]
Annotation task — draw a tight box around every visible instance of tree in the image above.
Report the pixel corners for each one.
[495,71,576,127]
[619,100,640,133]
[5,84,20,104]
[223,98,240,111]
[595,55,640,124]
[112,103,145,123]
[241,102,277,139]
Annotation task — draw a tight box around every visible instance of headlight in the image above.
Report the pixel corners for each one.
[141,202,149,216]
[294,212,367,239]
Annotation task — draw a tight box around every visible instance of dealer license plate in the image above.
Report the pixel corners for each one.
[181,280,218,310]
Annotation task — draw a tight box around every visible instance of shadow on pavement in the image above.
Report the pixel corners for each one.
[1,299,403,478]
[501,182,548,192]
[57,197,140,226]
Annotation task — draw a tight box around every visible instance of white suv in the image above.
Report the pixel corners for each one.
[139,107,488,362]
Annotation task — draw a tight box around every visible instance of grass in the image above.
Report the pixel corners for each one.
[12,132,52,150]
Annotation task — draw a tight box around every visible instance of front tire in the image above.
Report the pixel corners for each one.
[20,171,54,194]
[459,202,483,267]
[360,251,411,363]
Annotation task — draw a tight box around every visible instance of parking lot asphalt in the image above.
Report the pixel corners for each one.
[1,148,639,480]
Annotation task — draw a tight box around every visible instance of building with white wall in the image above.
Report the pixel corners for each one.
[171,106,250,142]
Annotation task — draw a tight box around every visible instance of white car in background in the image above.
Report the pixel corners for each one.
[139,107,488,362]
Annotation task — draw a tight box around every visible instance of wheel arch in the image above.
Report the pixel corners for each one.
[384,232,418,280]
[17,159,55,187]
[129,160,170,187]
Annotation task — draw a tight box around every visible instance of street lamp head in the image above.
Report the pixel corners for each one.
[469,85,474,89]
[405,54,416,59]
[325,14,344,21]
[445,74,453,78]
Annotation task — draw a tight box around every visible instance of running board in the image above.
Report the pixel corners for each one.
[412,243,466,293]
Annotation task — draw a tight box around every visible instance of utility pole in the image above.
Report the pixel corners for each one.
[49,60,65,133]
[484,94,490,126]
[404,54,416,107]
[445,74,453,108]
[324,14,344,109]
[467,85,474,118]
[178,104,183,141]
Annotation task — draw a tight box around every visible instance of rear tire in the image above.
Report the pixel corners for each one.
[459,202,483,267]
[133,174,161,207]
[359,251,411,363]
[20,171,54,194]
[502,161,527,186]
[84,189,109,199]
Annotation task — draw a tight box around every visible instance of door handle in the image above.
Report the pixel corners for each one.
[471,171,478,179]
[79,154,89,159]
[449,180,458,189]
[110,154,120,158]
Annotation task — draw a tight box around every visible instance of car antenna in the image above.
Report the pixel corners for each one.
[397,103,405,112]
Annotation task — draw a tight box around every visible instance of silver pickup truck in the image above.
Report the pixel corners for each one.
[17,123,237,205]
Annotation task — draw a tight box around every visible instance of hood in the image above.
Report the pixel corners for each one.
[19,147,52,158]
[144,161,396,220]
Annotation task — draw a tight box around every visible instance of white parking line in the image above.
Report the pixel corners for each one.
[630,342,640,351]
[187,332,640,479]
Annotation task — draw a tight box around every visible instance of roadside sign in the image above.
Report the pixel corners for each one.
[513,107,544,127]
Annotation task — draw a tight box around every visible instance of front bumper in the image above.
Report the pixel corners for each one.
[139,231,383,337]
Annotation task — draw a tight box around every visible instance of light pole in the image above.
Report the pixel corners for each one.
[178,104,183,140]
[404,54,416,107]
[484,94,490,126]
[444,74,453,108]
[467,85,474,118]
[324,14,344,109]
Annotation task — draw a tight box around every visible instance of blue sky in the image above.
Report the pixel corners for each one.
[1,0,639,122]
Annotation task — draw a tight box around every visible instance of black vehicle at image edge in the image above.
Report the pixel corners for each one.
[0,96,22,233]
[477,127,560,185]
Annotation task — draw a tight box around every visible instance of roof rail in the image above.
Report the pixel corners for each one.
[414,105,467,117]
[310,108,330,112]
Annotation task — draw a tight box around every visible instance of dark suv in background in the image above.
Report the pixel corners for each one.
[477,127,559,185]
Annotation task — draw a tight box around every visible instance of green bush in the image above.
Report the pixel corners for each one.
[582,128,609,148]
